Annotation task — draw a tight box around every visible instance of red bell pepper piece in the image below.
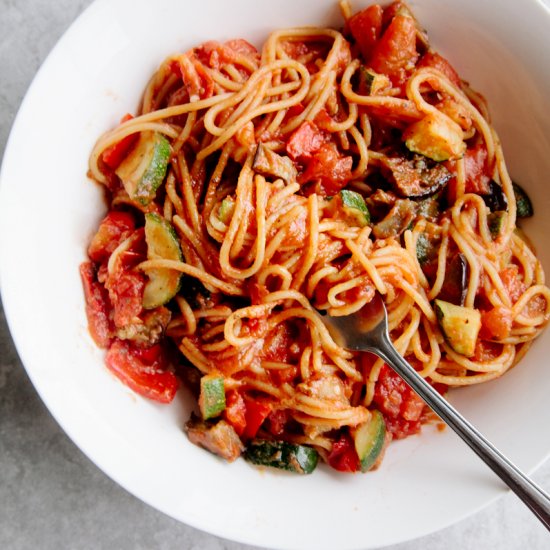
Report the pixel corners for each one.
[327,432,360,472]
[243,397,272,439]
[101,114,138,170]
[80,262,113,349]
[105,339,179,403]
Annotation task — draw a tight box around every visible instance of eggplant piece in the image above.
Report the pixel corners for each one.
[380,153,452,199]
[482,179,508,212]
[437,253,469,306]
[416,231,441,266]
[482,179,533,218]
[512,182,533,218]
[372,199,417,239]
[185,415,244,462]
[253,143,297,183]
[416,193,440,220]
[365,189,397,221]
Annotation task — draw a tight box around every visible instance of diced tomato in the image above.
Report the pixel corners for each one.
[249,283,270,305]
[340,279,376,305]
[105,339,178,403]
[263,324,293,362]
[224,39,260,63]
[80,262,113,348]
[270,366,299,386]
[464,143,492,194]
[327,432,360,472]
[286,120,326,160]
[110,270,146,328]
[101,114,138,170]
[500,266,526,304]
[480,306,513,340]
[525,295,547,318]
[369,15,418,86]
[242,397,272,439]
[285,102,305,122]
[88,211,136,264]
[472,340,503,362]
[177,51,214,100]
[383,416,422,439]
[265,408,290,437]
[223,390,247,436]
[299,142,353,196]
[373,364,425,428]
[348,4,383,61]
[417,51,462,88]
[195,40,260,70]
[381,1,409,28]
[312,108,335,131]
[222,390,272,439]
[131,342,164,365]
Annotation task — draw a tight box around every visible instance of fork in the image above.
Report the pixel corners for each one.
[319,293,550,530]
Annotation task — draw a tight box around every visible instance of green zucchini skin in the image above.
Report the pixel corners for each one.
[143,213,183,309]
[340,189,371,227]
[199,375,226,420]
[245,440,319,474]
[488,211,507,239]
[352,410,386,472]
[512,182,533,218]
[116,131,171,205]
[434,299,481,357]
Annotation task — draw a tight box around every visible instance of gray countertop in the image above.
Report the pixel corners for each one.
[1,1,549,548]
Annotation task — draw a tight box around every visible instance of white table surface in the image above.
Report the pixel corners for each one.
[1,1,549,548]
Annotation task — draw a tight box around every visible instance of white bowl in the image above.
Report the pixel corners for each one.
[1,1,550,548]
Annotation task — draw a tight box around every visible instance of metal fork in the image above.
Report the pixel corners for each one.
[319,293,550,530]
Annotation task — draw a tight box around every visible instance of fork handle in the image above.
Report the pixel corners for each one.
[376,336,550,531]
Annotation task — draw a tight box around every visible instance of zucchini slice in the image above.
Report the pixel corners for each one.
[116,131,171,205]
[435,299,481,357]
[352,410,386,472]
[403,114,466,162]
[218,196,236,224]
[245,440,319,474]
[143,213,183,309]
[359,67,391,96]
[340,189,371,227]
[199,374,226,420]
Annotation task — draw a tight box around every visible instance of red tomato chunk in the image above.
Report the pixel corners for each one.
[88,211,136,264]
[373,364,425,438]
[328,432,360,472]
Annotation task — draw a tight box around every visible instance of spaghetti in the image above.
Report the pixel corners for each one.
[81,1,550,473]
